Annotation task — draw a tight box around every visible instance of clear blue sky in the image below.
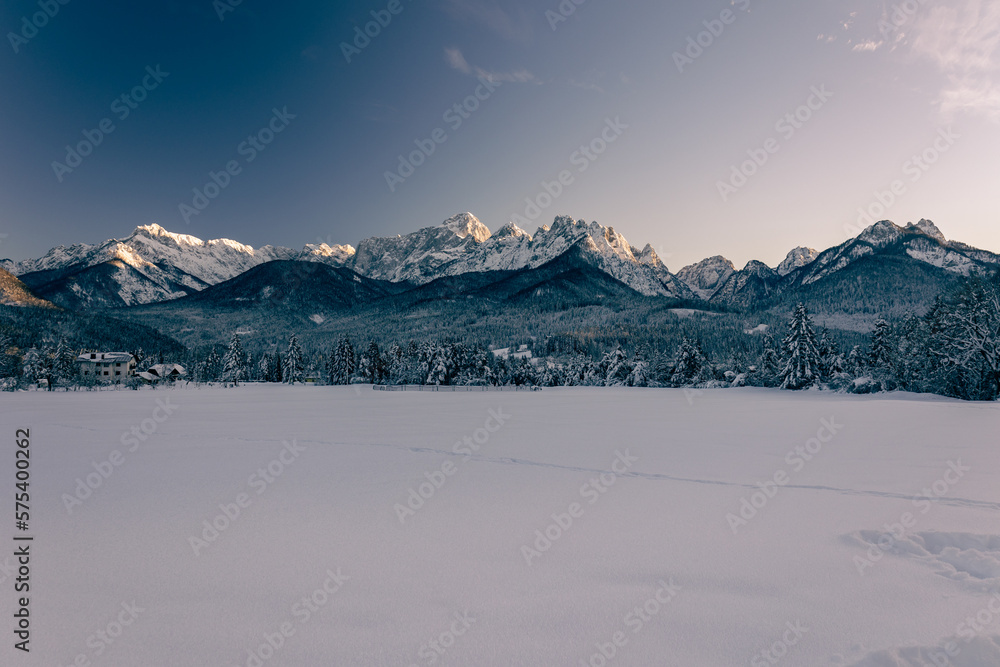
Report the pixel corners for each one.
[2,0,998,270]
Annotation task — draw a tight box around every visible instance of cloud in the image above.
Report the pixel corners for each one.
[441,0,532,42]
[568,70,607,94]
[444,47,540,84]
[907,0,1000,120]
[852,39,882,52]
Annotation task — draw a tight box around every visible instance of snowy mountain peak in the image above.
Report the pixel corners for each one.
[906,219,946,243]
[130,223,205,247]
[494,222,531,240]
[441,212,491,242]
[676,256,736,301]
[858,220,903,248]
[300,243,356,267]
[777,247,820,276]
[637,244,662,267]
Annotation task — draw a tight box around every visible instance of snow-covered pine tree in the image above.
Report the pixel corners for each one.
[0,333,14,378]
[602,345,630,386]
[53,337,77,387]
[222,333,247,385]
[284,334,304,384]
[627,359,650,387]
[780,304,822,390]
[256,354,271,383]
[869,318,893,368]
[926,274,1000,400]
[328,336,355,385]
[359,340,384,384]
[670,338,702,387]
[21,347,45,384]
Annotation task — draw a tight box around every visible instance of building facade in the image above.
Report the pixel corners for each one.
[77,352,137,382]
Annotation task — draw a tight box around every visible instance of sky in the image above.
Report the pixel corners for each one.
[1,0,999,271]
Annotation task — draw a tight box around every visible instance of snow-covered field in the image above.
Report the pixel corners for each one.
[2,386,999,666]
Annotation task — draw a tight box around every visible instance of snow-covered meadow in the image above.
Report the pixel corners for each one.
[2,385,999,666]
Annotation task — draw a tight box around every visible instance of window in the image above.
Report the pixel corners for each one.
[104,371,109,376]
[115,371,121,376]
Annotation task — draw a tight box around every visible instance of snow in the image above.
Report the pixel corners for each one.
[777,247,819,276]
[676,255,736,300]
[2,386,997,665]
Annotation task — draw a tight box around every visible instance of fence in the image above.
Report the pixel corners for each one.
[373,384,541,392]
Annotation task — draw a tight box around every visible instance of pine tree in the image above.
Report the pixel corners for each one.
[0,333,14,378]
[328,336,356,385]
[21,348,45,384]
[222,333,248,385]
[870,318,893,368]
[52,337,77,387]
[284,334,304,384]
[257,354,271,383]
[272,352,283,383]
[671,338,703,386]
[780,304,822,390]
[359,340,384,384]
[202,347,222,383]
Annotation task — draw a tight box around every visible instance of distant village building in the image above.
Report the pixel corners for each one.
[77,352,136,382]
[138,363,186,383]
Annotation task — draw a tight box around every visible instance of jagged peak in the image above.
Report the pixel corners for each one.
[441,212,491,242]
[130,223,205,247]
[301,242,356,256]
[680,255,736,273]
[494,222,531,240]
[857,220,903,246]
[637,244,664,268]
[905,219,946,243]
[777,246,820,276]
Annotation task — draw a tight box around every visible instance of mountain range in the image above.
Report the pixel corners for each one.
[3,214,998,333]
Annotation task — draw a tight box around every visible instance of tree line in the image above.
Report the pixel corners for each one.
[2,273,997,400]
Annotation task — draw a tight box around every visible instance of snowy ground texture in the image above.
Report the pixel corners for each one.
[2,385,999,666]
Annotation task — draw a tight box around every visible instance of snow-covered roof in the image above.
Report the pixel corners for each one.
[77,352,135,364]
[145,363,186,378]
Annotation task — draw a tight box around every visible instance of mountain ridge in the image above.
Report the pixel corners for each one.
[8,215,999,313]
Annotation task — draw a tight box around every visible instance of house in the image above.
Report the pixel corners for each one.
[77,352,137,382]
[138,363,186,383]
